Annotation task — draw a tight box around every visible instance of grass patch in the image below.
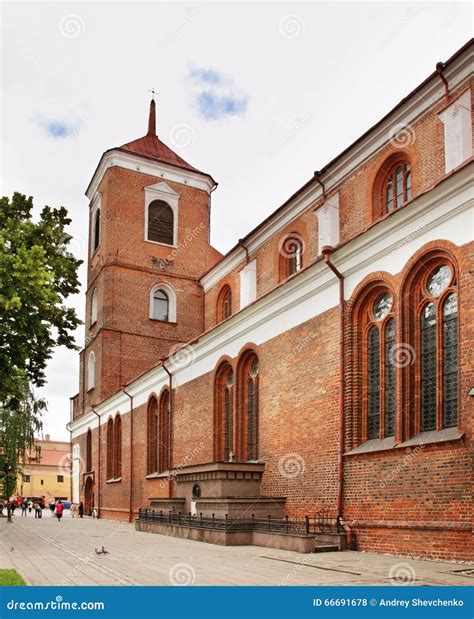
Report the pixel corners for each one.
[0,569,26,586]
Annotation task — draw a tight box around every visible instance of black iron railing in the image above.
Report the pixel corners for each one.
[138,508,339,536]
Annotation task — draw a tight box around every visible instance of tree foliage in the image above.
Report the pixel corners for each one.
[0,192,82,408]
[0,193,82,490]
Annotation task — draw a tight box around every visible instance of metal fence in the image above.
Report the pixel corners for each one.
[138,508,339,536]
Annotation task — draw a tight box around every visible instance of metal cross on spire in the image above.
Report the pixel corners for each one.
[148,88,158,100]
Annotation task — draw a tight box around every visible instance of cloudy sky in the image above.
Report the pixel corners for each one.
[1,1,471,440]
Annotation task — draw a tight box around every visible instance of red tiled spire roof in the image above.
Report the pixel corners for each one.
[117,99,202,175]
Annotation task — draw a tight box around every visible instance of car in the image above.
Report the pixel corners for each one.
[59,500,71,510]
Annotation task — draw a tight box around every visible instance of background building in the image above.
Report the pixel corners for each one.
[18,435,71,503]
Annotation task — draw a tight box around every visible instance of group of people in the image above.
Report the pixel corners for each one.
[20,499,43,518]
[1,499,94,520]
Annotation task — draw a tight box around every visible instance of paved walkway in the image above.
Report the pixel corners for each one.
[0,515,472,586]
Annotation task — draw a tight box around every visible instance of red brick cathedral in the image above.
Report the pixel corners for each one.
[70,40,473,561]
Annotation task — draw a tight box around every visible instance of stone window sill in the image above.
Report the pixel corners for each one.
[345,427,463,456]
[145,471,169,479]
[395,427,463,448]
[105,477,122,484]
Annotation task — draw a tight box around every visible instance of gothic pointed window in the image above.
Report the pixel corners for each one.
[114,415,122,478]
[214,363,234,461]
[106,418,114,480]
[93,208,100,252]
[148,200,174,245]
[354,289,395,442]
[386,163,411,213]
[217,285,232,324]
[415,263,458,432]
[91,288,98,325]
[87,352,95,391]
[86,429,92,473]
[158,390,170,473]
[279,233,304,280]
[374,156,413,219]
[236,352,260,461]
[147,397,158,475]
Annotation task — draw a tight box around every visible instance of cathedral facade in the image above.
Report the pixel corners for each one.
[69,40,473,561]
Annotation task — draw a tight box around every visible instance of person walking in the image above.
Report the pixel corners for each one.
[55,500,64,522]
[78,502,84,518]
[49,501,55,516]
[33,501,41,518]
[28,500,32,514]
[21,500,28,517]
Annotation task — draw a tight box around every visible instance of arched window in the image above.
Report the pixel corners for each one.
[153,289,169,321]
[87,352,95,391]
[91,288,98,325]
[416,263,458,432]
[217,285,232,323]
[237,351,259,461]
[147,397,158,475]
[86,429,92,472]
[214,363,234,461]
[114,415,122,478]
[147,200,174,245]
[106,418,114,480]
[351,287,396,443]
[384,163,411,213]
[279,234,304,280]
[158,390,171,473]
[150,283,177,322]
[93,208,100,252]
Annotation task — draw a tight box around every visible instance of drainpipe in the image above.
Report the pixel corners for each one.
[90,408,101,518]
[161,360,173,499]
[238,238,250,264]
[436,62,449,104]
[121,387,134,523]
[321,246,347,528]
[313,170,326,200]
[66,421,73,506]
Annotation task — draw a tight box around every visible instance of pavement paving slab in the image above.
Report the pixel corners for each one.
[0,514,472,587]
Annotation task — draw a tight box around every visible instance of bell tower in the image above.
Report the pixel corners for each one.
[74,99,222,416]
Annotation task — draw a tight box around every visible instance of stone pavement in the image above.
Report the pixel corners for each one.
[0,515,472,586]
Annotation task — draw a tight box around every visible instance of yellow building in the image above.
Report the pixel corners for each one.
[17,435,71,503]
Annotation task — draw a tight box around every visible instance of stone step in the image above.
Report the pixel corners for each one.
[313,543,340,553]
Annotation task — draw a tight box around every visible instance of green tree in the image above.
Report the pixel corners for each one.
[0,193,82,489]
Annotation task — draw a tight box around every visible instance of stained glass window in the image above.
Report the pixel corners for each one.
[420,302,437,431]
[427,265,452,297]
[367,326,381,439]
[373,292,393,321]
[384,318,396,437]
[442,293,458,428]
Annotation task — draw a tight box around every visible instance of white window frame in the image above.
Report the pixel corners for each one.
[87,351,96,391]
[91,288,98,325]
[149,282,177,323]
[144,182,180,248]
